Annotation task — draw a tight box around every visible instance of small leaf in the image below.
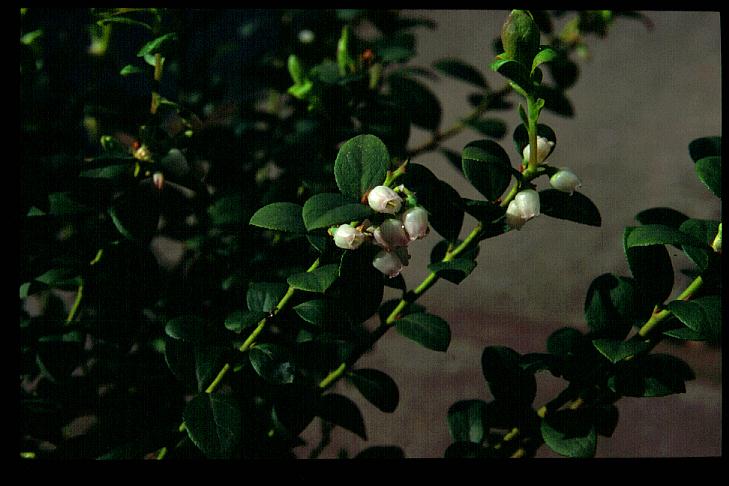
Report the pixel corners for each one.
[249,344,296,384]
[402,164,464,242]
[317,393,367,439]
[584,274,652,339]
[165,315,206,342]
[137,33,177,57]
[388,76,442,130]
[623,227,674,305]
[539,190,601,227]
[34,268,81,289]
[666,296,721,342]
[194,345,226,392]
[302,193,373,231]
[433,58,488,88]
[224,309,267,333]
[47,192,93,216]
[249,202,306,233]
[293,299,330,326]
[334,134,390,200]
[679,219,720,272]
[334,246,384,323]
[464,118,507,139]
[688,136,721,162]
[208,194,243,227]
[608,354,695,397]
[108,187,159,241]
[347,368,399,413]
[395,312,451,352]
[490,58,531,93]
[440,148,463,174]
[695,156,721,198]
[287,264,339,293]
[635,207,689,228]
[481,346,536,406]
[624,224,704,249]
[246,282,288,313]
[183,393,241,459]
[531,46,558,73]
[592,337,651,364]
[546,327,582,357]
[535,85,574,117]
[354,446,404,459]
[447,399,488,443]
[541,410,597,458]
[120,64,144,76]
[461,139,512,201]
[427,258,477,284]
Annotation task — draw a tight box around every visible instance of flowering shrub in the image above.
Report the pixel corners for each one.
[20,8,720,459]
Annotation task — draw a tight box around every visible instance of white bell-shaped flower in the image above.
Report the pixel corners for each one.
[549,168,582,195]
[373,218,410,251]
[367,186,402,214]
[372,250,404,278]
[401,206,429,240]
[522,136,555,165]
[505,189,540,230]
[333,224,365,250]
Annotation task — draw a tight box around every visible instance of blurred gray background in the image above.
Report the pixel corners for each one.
[299,10,721,458]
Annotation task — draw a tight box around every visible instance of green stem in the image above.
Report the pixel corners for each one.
[638,275,704,337]
[65,284,84,325]
[525,94,539,172]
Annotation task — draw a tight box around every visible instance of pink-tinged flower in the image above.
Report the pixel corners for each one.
[152,172,165,190]
[333,224,365,250]
[505,189,540,230]
[373,218,410,251]
[522,136,555,165]
[367,185,402,214]
[372,250,404,278]
[549,168,582,195]
[402,206,429,240]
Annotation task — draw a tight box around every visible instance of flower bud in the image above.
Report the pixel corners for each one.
[152,171,165,190]
[372,250,404,278]
[367,185,402,214]
[522,136,554,165]
[402,206,429,240]
[549,168,582,195]
[711,222,722,254]
[501,10,541,67]
[373,218,410,251]
[333,224,365,250]
[505,189,540,230]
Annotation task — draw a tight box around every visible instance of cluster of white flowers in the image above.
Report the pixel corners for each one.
[333,185,429,278]
[506,137,582,230]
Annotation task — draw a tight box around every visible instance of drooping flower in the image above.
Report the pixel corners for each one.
[522,136,555,165]
[367,185,402,214]
[505,189,540,230]
[333,224,365,250]
[549,168,582,195]
[372,249,404,278]
[402,206,429,240]
[373,218,410,251]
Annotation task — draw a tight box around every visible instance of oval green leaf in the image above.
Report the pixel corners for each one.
[433,58,488,88]
[334,134,390,200]
[183,393,241,459]
[695,156,721,198]
[447,399,488,443]
[302,193,373,231]
[461,139,512,201]
[316,393,367,439]
[249,202,306,233]
[249,343,296,384]
[286,264,339,293]
[539,189,601,227]
[395,312,451,352]
[347,368,399,413]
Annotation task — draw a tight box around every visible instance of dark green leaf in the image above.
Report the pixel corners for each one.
[136,32,177,57]
[388,76,442,130]
[108,187,160,241]
[164,337,195,386]
[249,344,296,384]
[623,227,674,305]
[512,123,556,159]
[489,59,532,93]
[183,393,241,459]
[519,353,563,375]
[378,299,425,323]
[440,148,463,174]
[34,268,81,289]
[592,337,651,364]
[688,136,721,162]
[302,193,373,231]
[307,234,330,254]
[536,85,574,117]
[695,156,721,197]
[334,246,384,323]
[347,368,399,413]
[334,134,390,200]
[666,296,721,342]
[461,139,512,201]
[662,325,705,341]
[224,309,267,333]
[194,345,226,392]
[608,354,695,397]
[447,399,488,443]
[444,441,488,458]
[354,446,405,459]
[395,312,451,352]
[383,273,406,291]
[98,16,152,30]
[547,55,579,90]
[208,194,243,226]
[293,299,331,326]
[433,58,488,88]
[402,164,464,242]
[625,224,705,249]
[584,274,651,339]
[635,207,689,228]
[541,409,597,458]
[120,64,145,76]
[165,315,206,342]
[427,258,477,284]
[594,404,620,438]
[462,200,507,236]
[47,192,93,216]
[249,202,306,233]
[539,190,601,227]
[547,327,582,356]
[246,282,288,312]
[679,219,720,271]
[481,346,536,406]
[317,393,367,439]
[531,46,558,72]
[464,118,507,139]
[287,264,339,293]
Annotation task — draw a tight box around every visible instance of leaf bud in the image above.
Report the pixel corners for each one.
[501,10,541,67]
